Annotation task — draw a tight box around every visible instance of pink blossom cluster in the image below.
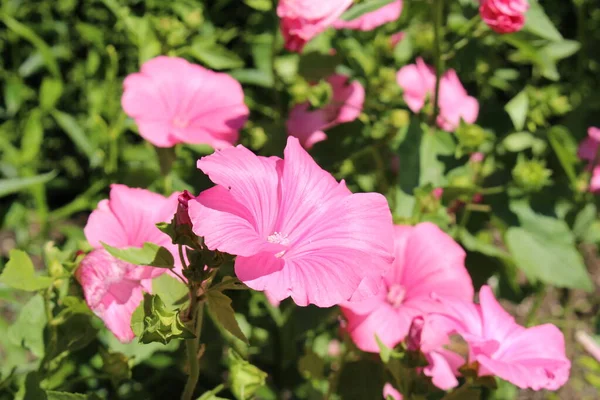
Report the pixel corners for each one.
[577,127,600,192]
[342,224,570,394]
[397,58,479,131]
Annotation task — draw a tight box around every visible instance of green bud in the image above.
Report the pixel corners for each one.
[512,156,552,193]
[228,350,267,400]
[389,109,410,128]
[455,122,487,151]
[139,293,195,345]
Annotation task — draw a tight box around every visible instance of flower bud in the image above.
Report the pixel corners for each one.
[512,156,552,193]
[406,316,425,351]
[176,190,194,227]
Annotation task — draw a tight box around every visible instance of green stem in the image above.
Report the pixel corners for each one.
[431,0,444,125]
[271,0,284,119]
[181,293,204,400]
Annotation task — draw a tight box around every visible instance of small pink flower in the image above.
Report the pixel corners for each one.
[590,165,600,193]
[431,286,571,390]
[334,0,403,31]
[188,137,395,307]
[432,188,444,200]
[79,185,180,342]
[328,339,342,357]
[341,223,473,353]
[578,127,600,166]
[122,56,248,149]
[278,0,353,52]
[470,152,485,163]
[390,32,406,48]
[287,74,365,149]
[383,383,403,400]
[479,0,529,34]
[396,59,479,131]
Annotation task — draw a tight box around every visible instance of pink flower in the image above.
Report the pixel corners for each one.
[78,185,179,342]
[287,74,365,149]
[341,223,473,353]
[390,32,406,48]
[470,152,485,163]
[278,0,353,52]
[431,286,571,390]
[383,383,403,400]
[432,188,444,200]
[122,56,249,149]
[396,59,479,131]
[578,127,600,166]
[334,0,403,31]
[590,165,600,193]
[479,0,529,34]
[188,137,395,307]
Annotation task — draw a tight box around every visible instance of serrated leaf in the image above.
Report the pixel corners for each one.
[0,171,57,198]
[206,291,248,343]
[505,90,529,131]
[8,294,47,357]
[0,249,53,291]
[102,242,174,269]
[340,0,396,22]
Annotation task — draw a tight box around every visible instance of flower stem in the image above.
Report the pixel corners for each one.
[181,289,205,400]
[431,0,444,126]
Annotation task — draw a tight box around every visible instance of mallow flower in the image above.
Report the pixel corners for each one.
[188,137,395,307]
[396,58,479,131]
[479,0,529,34]
[122,56,248,149]
[334,0,403,31]
[77,185,179,342]
[277,0,353,52]
[430,285,571,390]
[287,74,365,149]
[577,126,600,167]
[341,223,473,353]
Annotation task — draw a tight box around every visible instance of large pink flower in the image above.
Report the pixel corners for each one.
[287,74,365,149]
[122,56,249,149]
[431,286,571,390]
[188,137,395,307]
[396,58,479,131]
[341,223,473,353]
[479,0,529,34]
[278,0,353,52]
[77,185,179,342]
[334,0,403,31]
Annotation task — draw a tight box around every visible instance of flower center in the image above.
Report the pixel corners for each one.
[267,232,290,246]
[386,284,406,308]
[172,116,189,128]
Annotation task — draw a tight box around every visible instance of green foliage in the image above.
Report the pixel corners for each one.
[102,242,175,269]
[136,293,194,345]
[0,249,53,291]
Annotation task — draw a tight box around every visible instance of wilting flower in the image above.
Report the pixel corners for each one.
[396,58,479,131]
[383,383,403,400]
[78,185,179,342]
[188,137,395,307]
[278,0,353,52]
[577,127,600,167]
[341,223,473,353]
[431,286,571,390]
[287,74,365,149]
[334,0,403,31]
[479,0,529,34]
[122,56,248,149]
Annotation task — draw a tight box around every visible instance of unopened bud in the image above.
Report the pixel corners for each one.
[406,316,425,351]
[176,190,194,227]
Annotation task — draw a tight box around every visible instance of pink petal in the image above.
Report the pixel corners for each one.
[590,165,600,193]
[383,383,403,400]
[101,285,145,343]
[424,350,460,390]
[396,58,435,113]
[329,75,365,124]
[578,137,599,162]
[84,199,130,249]
[588,126,600,141]
[478,286,519,342]
[334,0,403,31]
[286,104,330,149]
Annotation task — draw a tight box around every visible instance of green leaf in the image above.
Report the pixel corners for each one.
[547,126,578,185]
[0,171,57,198]
[542,40,581,61]
[573,204,597,242]
[188,41,244,70]
[243,0,272,11]
[502,131,536,152]
[197,384,226,400]
[46,391,88,400]
[340,0,396,22]
[51,110,99,165]
[419,129,455,187]
[505,90,529,131]
[8,294,47,358]
[206,291,248,343]
[298,349,325,380]
[102,242,175,269]
[522,1,563,41]
[23,372,47,400]
[39,78,64,111]
[0,249,53,291]
[152,274,188,309]
[20,109,45,163]
[131,301,145,337]
[506,202,593,291]
[2,16,61,78]
[52,314,99,356]
[228,69,273,88]
[298,52,344,81]
[210,276,248,293]
[4,77,26,116]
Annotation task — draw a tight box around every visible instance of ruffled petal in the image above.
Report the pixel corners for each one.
[333,0,403,31]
